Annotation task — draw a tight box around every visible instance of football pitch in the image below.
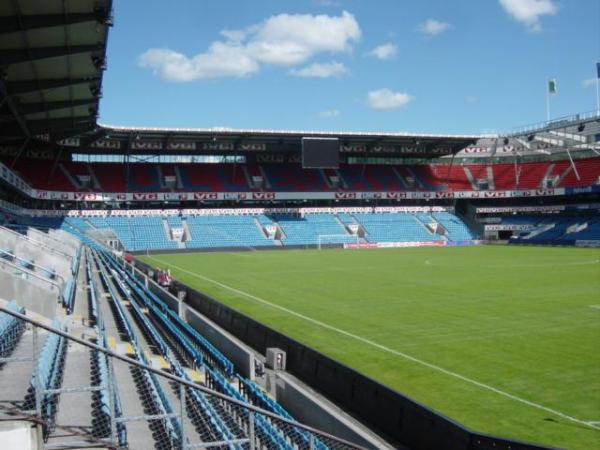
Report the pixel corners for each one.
[141,245,600,449]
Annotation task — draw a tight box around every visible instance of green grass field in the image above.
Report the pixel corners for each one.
[142,246,600,450]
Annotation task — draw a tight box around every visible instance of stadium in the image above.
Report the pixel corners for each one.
[0,1,598,450]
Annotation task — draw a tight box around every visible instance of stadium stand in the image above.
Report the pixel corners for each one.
[185,215,274,249]
[509,214,600,245]
[0,1,598,446]
[8,157,600,193]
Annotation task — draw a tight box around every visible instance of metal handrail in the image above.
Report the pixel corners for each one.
[0,259,62,292]
[0,304,369,450]
[0,225,72,259]
[0,249,66,286]
[506,109,600,137]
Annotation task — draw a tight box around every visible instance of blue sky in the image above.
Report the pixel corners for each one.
[100,0,600,135]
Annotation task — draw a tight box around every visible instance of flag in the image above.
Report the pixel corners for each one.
[597,62,600,79]
[548,79,557,95]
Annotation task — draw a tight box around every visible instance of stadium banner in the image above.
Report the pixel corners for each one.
[445,240,480,246]
[376,241,446,248]
[565,185,600,195]
[131,140,162,150]
[193,192,219,200]
[57,137,80,147]
[476,205,565,213]
[575,240,600,247]
[345,241,447,249]
[11,187,570,202]
[343,243,379,249]
[91,139,121,149]
[21,205,457,218]
[239,143,267,152]
[484,224,534,231]
[166,141,196,151]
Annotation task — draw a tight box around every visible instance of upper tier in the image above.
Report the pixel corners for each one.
[9,157,600,193]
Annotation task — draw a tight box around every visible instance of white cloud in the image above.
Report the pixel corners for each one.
[370,43,398,60]
[366,89,413,111]
[138,45,259,82]
[318,109,340,118]
[499,0,558,32]
[582,78,597,88]
[418,18,450,36]
[290,61,349,78]
[313,0,342,6]
[139,11,361,81]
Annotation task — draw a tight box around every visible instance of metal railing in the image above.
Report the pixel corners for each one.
[506,109,600,137]
[0,304,368,450]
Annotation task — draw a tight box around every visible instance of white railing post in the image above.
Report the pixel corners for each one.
[248,411,255,450]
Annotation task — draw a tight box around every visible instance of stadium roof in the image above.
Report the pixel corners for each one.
[92,123,479,157]
[0,0,112,145]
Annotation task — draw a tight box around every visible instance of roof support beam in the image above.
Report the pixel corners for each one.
[17,99,96,115]
[0,79,30,139]
[0,45,103,65]
[0,13,107,35]
[10,117,92,134]
[6,77,100,95]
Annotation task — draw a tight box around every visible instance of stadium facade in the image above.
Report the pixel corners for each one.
[0,1,598,450]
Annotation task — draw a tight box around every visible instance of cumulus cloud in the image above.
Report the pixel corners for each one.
[138,11,361,81]
[366,89,413,111]
[318,109,341,118]
[313,0,342,6]
[418,19,450,36]
[499,0,558,32]
[582,78,597,88]
[290,61,349,78]
[370,43,398,60]
[138,45,259,82]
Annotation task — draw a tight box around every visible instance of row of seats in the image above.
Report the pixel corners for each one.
[93,250,182,448]
[26,319,67,439]
[63,212,476,251]
[185,215,272,249]
[99,251,233,375]
[273,214,356,246]
[94,247,320,449]
[510,214,600,244]
[10,157,600,193]
[352,213,442,243]
[0,301,26,357]
[239,377,328,450]
[86,253,128,445]
[94,250,246,446]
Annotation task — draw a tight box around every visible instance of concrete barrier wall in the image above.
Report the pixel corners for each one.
[0,271,57,318]
[27,228,76,255]
[0,229,71,277]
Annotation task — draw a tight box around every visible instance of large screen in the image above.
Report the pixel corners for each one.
[301,137,340,169]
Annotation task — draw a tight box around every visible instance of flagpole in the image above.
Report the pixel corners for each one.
[596,62,600,115]
[546,78,550,123]
[596,75,599,115]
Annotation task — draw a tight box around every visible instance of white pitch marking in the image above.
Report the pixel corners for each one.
[149,255,600,432]
[424,258,600,269]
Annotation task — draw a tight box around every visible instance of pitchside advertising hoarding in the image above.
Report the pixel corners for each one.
[344,240,480,249]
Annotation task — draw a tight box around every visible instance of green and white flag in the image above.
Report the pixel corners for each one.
[548,79,557,95]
